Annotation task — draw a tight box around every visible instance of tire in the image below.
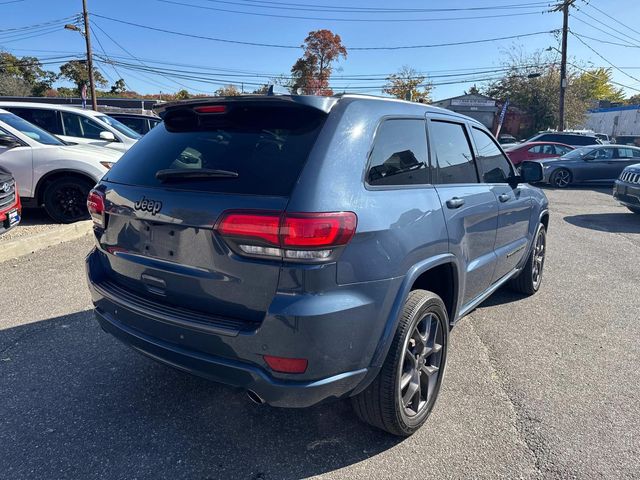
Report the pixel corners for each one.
[351,289,449,437]
[550,168,572,188]
[627,206,640,214]
[509,224,546,295]
[43,177,94,223]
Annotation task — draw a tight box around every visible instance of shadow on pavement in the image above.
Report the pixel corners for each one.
[16,207,54,226]
[0,311,400,479]
[564,212,640,234]
[478,288,528,308]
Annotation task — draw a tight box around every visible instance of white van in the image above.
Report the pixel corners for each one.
[0,102,140,153]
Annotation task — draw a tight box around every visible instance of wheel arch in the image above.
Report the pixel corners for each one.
[369,254,460,369]
[34,169,98,206]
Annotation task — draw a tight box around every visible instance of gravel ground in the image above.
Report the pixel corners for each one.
[0,208,61,243]
[0,187,638,479]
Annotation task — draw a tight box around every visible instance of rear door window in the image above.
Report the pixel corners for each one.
[430,120,478,184]
[366,118,429,186]
[471,127,513,183]
[104,105,326,196]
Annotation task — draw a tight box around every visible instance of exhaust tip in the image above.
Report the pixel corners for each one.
[247,390,265,405]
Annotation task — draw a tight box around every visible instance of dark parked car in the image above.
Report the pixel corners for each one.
[86,94,548,436]
[613,135,640,147]
[526,132,602,146]
[540,145,640,188]
[108,113,161,135]
[498,134,517,145]
[0,165,21,234]
[504,141,574,165]
[614,163,640,213]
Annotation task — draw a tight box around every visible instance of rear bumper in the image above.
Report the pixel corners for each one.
[613,180,640,208]
[86,248,401,407]
[95,307,367,407]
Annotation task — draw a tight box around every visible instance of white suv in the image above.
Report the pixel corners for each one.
[0,102,140,153]
[0,109,121,223]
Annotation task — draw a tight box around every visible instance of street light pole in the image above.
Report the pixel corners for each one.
[81,0,97,111]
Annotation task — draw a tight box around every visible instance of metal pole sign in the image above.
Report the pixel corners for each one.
[495,99,509,137]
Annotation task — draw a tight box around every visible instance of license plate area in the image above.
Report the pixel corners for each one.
[137,220,182,260]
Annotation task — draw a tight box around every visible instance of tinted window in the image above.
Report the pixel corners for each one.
[431,121,478,184]
[105,105,326,196]
[6,107,61,134]
[471,127,513,183]
[367,119,429,186]
[572,136,598,146]
[149,118,161,129]
[116,117,147,135]
[528,144,556,155]
[61,111,104,139]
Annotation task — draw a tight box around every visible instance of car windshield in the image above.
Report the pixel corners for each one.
[95,115,142,140]
[561,147,593,159]
[0,112,64,146]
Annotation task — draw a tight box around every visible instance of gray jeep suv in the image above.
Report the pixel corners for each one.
[86,94,548,436]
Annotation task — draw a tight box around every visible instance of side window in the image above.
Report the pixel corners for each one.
[471,127,513,183]
[7,108,62,135]
[616,147,638,159]
[119,117,145,134]
[528,145,543,154]
[61,111,104,139]
[593,148,614,160]
[367,118,429,186]
[149,119,161,130]
[430,120,478,184]
[555,145,572,155]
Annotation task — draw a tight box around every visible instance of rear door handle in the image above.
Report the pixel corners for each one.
[446,197,465,209]
[498,193,511,203]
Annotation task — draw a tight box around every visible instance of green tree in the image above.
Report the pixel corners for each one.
[573,68,625,104]
[0,52,57,96]
[174,89,190,100]
[291,29,347,95]
[214,85,241,96]
[110,78,127,95]
[626,93,640,105]
[383,66,433,102]
[58,60,107,94]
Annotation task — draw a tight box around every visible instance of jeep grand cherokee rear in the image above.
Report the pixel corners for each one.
[87,94,548,436]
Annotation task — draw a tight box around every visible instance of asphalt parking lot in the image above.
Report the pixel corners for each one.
[1,187,638,479]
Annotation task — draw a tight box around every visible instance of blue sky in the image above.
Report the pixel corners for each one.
[2,0,640,100]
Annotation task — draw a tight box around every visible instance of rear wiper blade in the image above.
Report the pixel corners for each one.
[155,168,239,181]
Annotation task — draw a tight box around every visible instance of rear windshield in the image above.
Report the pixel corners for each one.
[104,105,326,196]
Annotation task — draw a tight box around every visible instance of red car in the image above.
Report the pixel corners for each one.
[504,141,574,165]
[0,165,21,235]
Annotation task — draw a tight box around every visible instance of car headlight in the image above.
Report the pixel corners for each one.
[100,161,114,170]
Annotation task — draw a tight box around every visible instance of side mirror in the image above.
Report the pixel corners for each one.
[518,161,543,184]
[0,134,22,149]
[99,131,116,142]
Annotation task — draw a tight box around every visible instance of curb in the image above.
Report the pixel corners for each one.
[0,220,93,263]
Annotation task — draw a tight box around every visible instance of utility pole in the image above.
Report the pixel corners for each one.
[554,0,574,131]
[82,0,97,110]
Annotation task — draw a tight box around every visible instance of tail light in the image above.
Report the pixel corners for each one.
[215,211,357,262]
[87,189,106,228]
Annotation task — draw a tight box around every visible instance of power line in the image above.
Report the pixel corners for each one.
[157,0,547,22]
[586,1,640,38]
[572,11,640,47]
[567,61,640,92]
[570,32,640,85]
[0,27,64,45]
[92,21,209,93]
[569,30,640,49]
[0,0,25,5]
[206,0,551,13]
[92,14,555,51]
[231,0,549,12]
[0,16,76,33]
